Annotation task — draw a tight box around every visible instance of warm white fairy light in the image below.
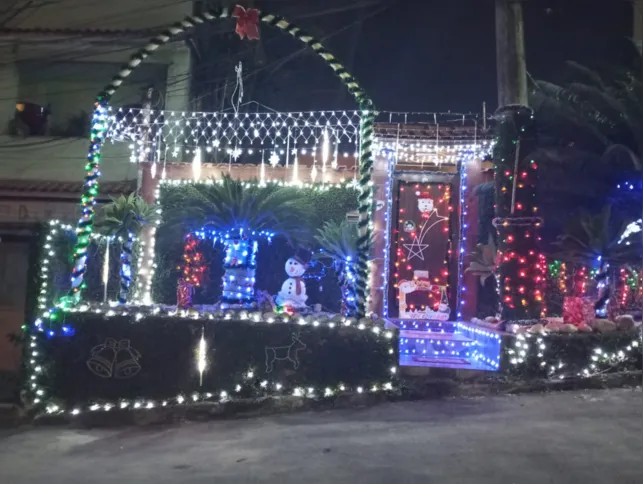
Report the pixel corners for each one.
[197,327,207,386]
[508,333,641,380]
[260,154,266,185]
[192,148,202,182]
[291,153,300,185]
[322,128,330,176]
[31,295,398,415]
[374,140,491,166]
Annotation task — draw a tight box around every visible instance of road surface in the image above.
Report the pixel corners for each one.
[0,388,641,483]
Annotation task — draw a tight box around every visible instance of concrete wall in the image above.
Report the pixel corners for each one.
[0,135,135,183]
[6,0,192,30]
[0,0,193,185]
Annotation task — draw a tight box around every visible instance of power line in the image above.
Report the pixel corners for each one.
[0,0,393,104]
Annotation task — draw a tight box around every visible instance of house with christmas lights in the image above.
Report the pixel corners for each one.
[0,0,191,387]
[5,4,639,416]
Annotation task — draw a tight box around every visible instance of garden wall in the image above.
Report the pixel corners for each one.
[35,311,398,410]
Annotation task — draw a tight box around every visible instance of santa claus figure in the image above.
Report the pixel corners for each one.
[275,256,309,309]
[417,192,434,219]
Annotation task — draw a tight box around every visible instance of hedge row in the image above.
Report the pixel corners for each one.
[38,311,397,407]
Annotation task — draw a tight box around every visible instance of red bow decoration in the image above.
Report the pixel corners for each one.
[233,5,260,40]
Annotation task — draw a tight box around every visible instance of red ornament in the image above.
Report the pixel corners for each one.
[563,296,595,326]
[233,5,260,40]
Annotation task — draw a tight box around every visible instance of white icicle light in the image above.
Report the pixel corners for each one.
[322,128,330,177]
[192,148,202,182]
[197,327,207,386]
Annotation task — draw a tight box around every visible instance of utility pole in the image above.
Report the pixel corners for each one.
[495,0,528,107]
[493,0,543,322]
[633,0,643,54]
[632,1,643,263]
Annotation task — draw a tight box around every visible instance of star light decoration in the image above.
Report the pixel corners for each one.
[269,152,280,167]
[402,238,430,261]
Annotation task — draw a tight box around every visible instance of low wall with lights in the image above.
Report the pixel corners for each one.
[32,309,398,415]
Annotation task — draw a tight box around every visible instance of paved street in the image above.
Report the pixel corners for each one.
[0,388,641,483]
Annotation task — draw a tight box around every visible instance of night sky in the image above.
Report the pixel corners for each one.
[247,0,633,113]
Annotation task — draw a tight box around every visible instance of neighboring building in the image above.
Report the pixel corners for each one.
[0,1,192,377]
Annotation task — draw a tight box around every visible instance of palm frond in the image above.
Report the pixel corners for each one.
[161,175,314,247]
[96,194,158,238]
[313,220,369,263]
[550,205,641,266]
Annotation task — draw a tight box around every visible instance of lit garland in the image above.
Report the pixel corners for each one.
[380,148,396,318]
[31,303,396,414]
[180,234,206,288]
[45,378,397,417]
[374,140,492,166]
[117,231,135,304]
[508,332,641,380]
[67,104,109,303]
[617,266,642,312]
[36,220,124,314]
[455,159,468,319]
[187,227,276,309]
[493,106,543,322]
[221,238,258,308]
[27,220,114,406]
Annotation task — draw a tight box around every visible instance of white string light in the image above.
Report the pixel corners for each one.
[197,326,207,387]
[508,333,641,380]
[192,148,202,182]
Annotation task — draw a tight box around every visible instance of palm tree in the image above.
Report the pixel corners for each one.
[465,234,500,318]
[97,194,158,304]
[162,175,313,308]
[313,220,362,316]
[530,44,642,222]
[551,205,641,316]
[465,234,499,286]
[552,205,640,267]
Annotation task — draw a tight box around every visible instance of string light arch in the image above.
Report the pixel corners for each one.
[67,4,376,316]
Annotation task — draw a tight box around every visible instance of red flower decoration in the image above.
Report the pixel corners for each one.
[233,5,260,40]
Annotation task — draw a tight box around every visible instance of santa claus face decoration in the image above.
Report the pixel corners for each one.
[417,192,434,214]
[398,280,417,294]
[285,257,307,277]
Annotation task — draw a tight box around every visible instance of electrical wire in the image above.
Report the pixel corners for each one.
[0,1,392,104]
[0,0,396,149]
[0,1,389,103]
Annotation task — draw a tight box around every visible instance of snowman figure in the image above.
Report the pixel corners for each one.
[417,192,434,219]
[275,256,308,309]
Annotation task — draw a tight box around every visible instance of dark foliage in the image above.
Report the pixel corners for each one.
[504,330,642,379]
[154,184,358,311]
[38,312,397,406]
